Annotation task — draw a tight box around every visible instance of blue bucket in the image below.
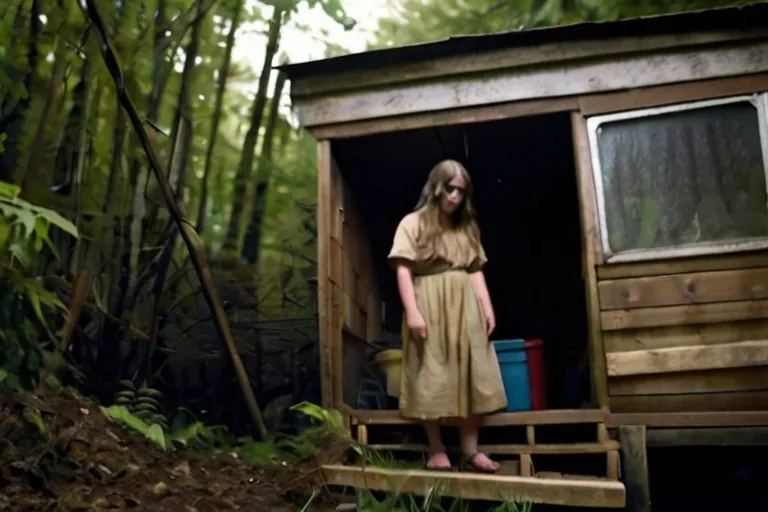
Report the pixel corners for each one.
[493,339,532,412]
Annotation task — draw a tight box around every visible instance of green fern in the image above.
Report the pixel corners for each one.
[113,380,168,429]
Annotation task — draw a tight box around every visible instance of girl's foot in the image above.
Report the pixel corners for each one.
[464,452,500,473]
[426,451,452,470]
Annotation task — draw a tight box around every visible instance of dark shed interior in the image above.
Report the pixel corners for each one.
[332,112,593,408]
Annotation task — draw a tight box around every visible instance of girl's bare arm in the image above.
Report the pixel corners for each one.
[396,264,420,315]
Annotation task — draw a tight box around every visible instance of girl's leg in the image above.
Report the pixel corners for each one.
[424,421,451,469]
[459,415,500,472]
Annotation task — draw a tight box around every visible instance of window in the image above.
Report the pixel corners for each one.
[587,94,768,263]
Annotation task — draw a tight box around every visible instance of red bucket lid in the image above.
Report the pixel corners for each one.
[524,338,543,348]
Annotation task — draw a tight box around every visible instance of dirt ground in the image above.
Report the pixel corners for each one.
[0,389,335,511]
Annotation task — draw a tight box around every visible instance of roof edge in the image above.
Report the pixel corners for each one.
[275,3,768,79]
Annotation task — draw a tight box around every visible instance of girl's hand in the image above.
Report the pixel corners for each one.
[406,308,427,340]
[485,308,496,337]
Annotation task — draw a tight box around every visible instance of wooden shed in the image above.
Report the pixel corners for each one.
[279,4,768,509]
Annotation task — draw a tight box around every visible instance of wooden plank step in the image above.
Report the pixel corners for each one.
[365,440,620,455]
[321,464,626,508]
[347,408,608,426]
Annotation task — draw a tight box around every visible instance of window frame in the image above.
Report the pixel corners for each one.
[586,93,768,264]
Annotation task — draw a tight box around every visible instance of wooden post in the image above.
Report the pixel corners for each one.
[618,425,651,512]
[570,111,609,407]
[317,141,334,409]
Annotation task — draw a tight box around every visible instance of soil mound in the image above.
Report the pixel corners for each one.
[0,389,331,511]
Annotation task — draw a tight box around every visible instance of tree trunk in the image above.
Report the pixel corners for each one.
[221,7,284,252]
[240,67,287,265]
[21,39,68,188]
[0,0,41,183]
[196,0,244,234]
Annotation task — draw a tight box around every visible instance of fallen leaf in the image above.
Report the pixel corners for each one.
[153,481,170,495]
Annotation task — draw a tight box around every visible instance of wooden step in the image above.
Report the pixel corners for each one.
[321,464,626,508]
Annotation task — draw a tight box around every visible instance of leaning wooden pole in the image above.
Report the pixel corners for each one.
[82,0,268,440]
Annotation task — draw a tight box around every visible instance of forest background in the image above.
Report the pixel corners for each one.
[0,0,756,439]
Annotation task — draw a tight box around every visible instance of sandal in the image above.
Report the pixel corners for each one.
[425,451,452,471]
[462,452,500,473]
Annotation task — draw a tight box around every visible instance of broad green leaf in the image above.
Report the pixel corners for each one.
[170,421,205,446]
[26,291,46,326]
[23,278,67,310]
[8,241,33,269]
[0,181,20,199]
[147,424,168,450]
[102,405,151,435]
[11,207,36,238]
[35,207,78,238]
[23,407,49,438]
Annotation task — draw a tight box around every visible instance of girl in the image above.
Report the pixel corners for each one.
[387,159,507,473]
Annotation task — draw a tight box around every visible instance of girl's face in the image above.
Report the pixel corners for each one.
[440,172,467,215]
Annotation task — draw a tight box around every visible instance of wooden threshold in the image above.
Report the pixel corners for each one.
[322,464,626,508]
[347,408,608,426]
[607,411,768,428]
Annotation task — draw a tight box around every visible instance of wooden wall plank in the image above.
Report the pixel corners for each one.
[330,159,343,241]
[579,72,768,116]
[609,366,768,395]
[603,319,768,352]
[295,42,768,126]
[606,339,768,377]
[571,112,608,408]
[330,239,343,287]
[609,390,768,413]
[309,97,577,140]
[330,284,344,408]
[316,141,334,409]
[597,251,768,280]
[601,299,768,331]
[607,411,768,427]
[598,267,768,311]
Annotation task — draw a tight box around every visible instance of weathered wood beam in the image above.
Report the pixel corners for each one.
[321,464,626,508]
[293,41,768,126]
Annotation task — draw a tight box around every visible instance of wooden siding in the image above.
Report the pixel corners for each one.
[597,252,768,413]
[319,145,382,410]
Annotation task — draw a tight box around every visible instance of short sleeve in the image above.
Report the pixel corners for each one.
[387,214,420,266]
[468,242,488,273]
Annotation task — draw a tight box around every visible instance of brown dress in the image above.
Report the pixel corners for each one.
[387,212,508,420]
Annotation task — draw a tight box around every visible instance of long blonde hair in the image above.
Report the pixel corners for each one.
[413,159,482,259]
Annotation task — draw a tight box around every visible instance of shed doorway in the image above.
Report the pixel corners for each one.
[332,112,592,410]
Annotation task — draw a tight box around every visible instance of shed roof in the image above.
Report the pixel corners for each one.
[278,3,768,80]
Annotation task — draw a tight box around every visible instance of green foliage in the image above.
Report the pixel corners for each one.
[260,0,356,29]
[0,283,44,391]
[0,181,78,266]
[0,182,77,392]
[372,0,759,49]
[103,402,228,451]
[113,380,169,429]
